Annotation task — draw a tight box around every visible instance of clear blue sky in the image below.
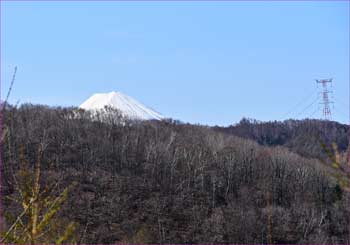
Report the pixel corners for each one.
[1,1,349,126]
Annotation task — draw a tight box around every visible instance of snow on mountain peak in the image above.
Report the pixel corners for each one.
[79,91,164,121]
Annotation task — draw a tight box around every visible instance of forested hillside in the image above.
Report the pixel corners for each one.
[2,105,349,244]
[214,118,349,161]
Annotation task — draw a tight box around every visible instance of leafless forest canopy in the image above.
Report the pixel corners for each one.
[2,104,350,244]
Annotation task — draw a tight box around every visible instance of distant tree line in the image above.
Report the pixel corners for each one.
[2,104,349,244]
[214,118,349,161]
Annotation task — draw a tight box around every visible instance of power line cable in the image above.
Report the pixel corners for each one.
[294,96,319,119]
[306,106,320,119]
[280,88,319,120]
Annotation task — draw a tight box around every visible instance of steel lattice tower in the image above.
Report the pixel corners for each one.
[316,79,333,121]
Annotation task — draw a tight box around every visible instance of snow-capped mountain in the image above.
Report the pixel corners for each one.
[79,91,164,120]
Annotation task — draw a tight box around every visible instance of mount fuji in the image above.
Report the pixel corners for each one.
[79,91,164,121]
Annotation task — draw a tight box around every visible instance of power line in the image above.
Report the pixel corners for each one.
[281,88,318,120]
[294,96,319,119]
[306,106,320,119]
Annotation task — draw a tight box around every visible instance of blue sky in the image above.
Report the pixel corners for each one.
[1,1,349,126]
